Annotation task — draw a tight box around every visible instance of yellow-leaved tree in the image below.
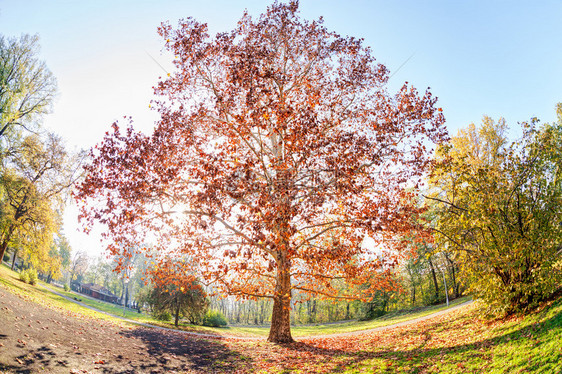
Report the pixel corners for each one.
[429,108,562,315]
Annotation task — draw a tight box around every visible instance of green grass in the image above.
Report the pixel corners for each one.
[341,297,562,374]
[0,264,126,324]
[49,285,153,321]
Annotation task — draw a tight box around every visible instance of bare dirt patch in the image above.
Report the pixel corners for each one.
[0,285,251,373]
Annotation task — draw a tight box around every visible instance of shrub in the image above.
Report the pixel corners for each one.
[27,268,38,285]
[19,270,29,284]
[64,283,70,292]
[153,310,172,322]
[203,310,227,327]
[18,268,38,285]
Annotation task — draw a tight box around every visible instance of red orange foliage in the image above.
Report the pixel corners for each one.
[76,1,447,343]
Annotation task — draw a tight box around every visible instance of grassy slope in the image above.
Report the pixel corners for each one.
[344,298,562,374]
[0,264,124,324]
[223,298,562,373]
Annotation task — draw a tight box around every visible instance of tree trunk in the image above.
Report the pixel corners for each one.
[174,294,180,326]
[0,240,8,265]
[311,299,317,322]
[0,225,15,265]
[11,248,19,270]
[428,257,440,301]
[445,254,458,298]
[268,253,293,343]
[259,299,266,324]
[407,264,416,306]
[125,286,129,308]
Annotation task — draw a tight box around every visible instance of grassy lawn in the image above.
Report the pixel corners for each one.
[0,264,125,324]
[2,262,561,373]
[2,262,470,339]
[341,298,562,373]
[46,277,471,338]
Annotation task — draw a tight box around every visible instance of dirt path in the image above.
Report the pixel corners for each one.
[303,300,473,340]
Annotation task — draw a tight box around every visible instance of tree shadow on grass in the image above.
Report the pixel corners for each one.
[275,304,562,373]
[120,327,254,373]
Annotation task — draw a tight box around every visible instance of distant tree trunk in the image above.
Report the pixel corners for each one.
[259,299,266,324]
[407,264,416,306]
[11,248,19,270]
[125,286,130,308]
[346,302,350,320]
[0,241,7,264]
[235,303,241,323]
[427,257,440,301]
[174,294,180,326]
[120,279,127,305]
[268,252,293,343]
[311,299,317,322]
[445,254,458,298]
[0,226,15,264]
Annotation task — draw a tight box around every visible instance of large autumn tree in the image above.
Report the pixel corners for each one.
[76,2,446,343]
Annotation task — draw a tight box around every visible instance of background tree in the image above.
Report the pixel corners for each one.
[77,2,447,343]
[429,109,562,315]
[0,34,57,141]
[36,234,71,284]
[0,133,82,263]
[146,259,208,326]
[69,250,89,285]
[83,256,107,285]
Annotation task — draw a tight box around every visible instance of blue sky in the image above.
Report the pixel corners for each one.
[2,0,561,256]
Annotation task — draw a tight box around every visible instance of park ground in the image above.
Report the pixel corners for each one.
[0,265,561,373]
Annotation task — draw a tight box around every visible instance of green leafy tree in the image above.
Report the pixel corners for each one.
[429,109,562,314]
[0,34,57,141]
